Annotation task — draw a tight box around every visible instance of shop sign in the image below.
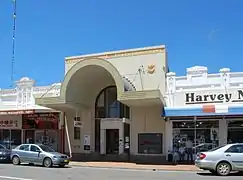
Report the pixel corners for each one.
[83,135,90,150]
[74,117,82,127]
[0,119,20,129]
[0,110,34,115]
[185,90,243,104]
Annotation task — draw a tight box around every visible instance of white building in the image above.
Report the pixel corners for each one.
[164,66,243,159]
[0,77,62,151]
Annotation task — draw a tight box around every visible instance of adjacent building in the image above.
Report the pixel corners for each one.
[0,77,62,151]
[164,66,243,159]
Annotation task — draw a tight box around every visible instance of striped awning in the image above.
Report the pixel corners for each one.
[163,104,243,117]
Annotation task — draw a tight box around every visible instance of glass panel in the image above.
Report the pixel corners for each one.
[138,133,163,154]
[74,127,80,140]
[106,87,120,118]
[228,120,243,143]
[125,105,130,118]
[172,120,219,161]
[97,91,105,107]
[228,120,243,128]
[24,130,35,143]
[30,145,41,152]
[10,130,21,148]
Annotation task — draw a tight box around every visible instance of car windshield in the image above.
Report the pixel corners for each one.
[39,145,55,152]
[207,145,225,152]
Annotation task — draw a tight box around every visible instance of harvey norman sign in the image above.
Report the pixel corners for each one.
[185,90,243,105]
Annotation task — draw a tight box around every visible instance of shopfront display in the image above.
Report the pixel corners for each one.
[0,116,22,149]
[172,120,219,160]
[227,120,243,143]
[22,113,59,151]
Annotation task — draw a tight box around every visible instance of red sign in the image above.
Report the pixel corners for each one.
[0,110,35,115]
[22,113,59,130]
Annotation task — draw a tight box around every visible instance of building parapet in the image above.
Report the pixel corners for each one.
[166,66,243,93]
[165,66,243,107]
[0,77,61,109]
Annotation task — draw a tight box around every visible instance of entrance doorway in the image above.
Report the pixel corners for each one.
[24,130,35,143]
[106,129,119,154]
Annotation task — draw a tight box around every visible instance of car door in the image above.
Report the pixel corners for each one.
[29,145,42,164]
[18,145,30,162]
[224,145,243,170]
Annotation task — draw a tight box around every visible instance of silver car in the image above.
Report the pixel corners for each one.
[195,143,243,176]
[11,144,70,168]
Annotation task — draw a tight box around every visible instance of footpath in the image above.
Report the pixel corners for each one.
[69,161,201,171]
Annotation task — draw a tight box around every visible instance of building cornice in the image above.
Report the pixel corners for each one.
[65,45,165,64]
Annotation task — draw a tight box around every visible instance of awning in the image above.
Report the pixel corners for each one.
[0,105,59,115]
[163,104,243,117]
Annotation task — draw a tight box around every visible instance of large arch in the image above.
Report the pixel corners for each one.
[60,58,133,107]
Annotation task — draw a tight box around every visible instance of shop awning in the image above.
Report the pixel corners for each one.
[163,104,243,117]
[0,105,59,115]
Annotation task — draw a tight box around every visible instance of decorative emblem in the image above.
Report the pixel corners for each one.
[147,64,155,74]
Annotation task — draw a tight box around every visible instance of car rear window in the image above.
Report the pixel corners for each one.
[207,145,225,152]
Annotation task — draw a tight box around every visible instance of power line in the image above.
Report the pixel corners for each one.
[11,0,17,87]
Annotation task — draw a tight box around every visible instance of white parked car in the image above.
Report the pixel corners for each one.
[195,143,243,176]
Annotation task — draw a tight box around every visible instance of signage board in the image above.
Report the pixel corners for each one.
[185,90,243,105]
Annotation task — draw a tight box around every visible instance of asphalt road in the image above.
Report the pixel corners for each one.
[0,164,243,180]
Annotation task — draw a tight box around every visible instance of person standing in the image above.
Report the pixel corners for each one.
[185,137,193,163]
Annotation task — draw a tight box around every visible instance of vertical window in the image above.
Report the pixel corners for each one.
[95,86,130,119]
[74,127,80,140]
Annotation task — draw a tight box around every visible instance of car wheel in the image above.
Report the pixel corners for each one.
[43,157,52,168]
[12,156,20,165]
[216,162,231,176]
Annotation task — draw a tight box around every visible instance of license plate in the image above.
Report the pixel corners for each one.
[64,160,69,163]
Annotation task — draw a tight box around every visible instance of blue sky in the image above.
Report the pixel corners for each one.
[0,0,243,88]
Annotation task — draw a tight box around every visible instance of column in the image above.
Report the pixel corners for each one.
[165,120,173,159]
[118,123,124,155]
[219,118,227,145]
[100,129,106,154]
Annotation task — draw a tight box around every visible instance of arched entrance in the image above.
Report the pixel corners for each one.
[60,58,133,156]
[94,86,130,153]
[60,58,134,107]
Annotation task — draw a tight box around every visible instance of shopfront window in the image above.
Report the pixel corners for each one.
[172,120,219,156]
[228,120,243,143]
[138,133,163,154]
[22,113,59,151]
[0,129,21,149]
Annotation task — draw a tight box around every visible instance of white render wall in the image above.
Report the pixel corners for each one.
[65,46,168,93]
[164,66,243,156]
[0,77,61,111]
[165,66,243,107]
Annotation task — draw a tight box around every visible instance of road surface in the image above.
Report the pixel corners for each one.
[0,164,242,180]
